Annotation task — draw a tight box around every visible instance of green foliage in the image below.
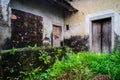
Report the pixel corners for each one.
[31,52,93,80]
[9,47,17,55]
[1,46,120,80]
[27,44,37,50]
[1,46,68,80]
[78,51,120,80]
[28,51,120,80]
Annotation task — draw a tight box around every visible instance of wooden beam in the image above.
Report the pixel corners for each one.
[48,0,78,13]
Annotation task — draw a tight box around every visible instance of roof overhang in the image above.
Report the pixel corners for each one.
[47,0,78,13]
[11,0,78,13]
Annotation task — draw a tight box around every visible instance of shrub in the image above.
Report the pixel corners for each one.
[29,52,93,80]
[1,47,120,80]
[64,36,89,52]
[1,46,69,80]
[78,51,120,80]
[36,51,120,80]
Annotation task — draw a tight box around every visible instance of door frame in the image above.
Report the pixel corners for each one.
[88,12,114,52]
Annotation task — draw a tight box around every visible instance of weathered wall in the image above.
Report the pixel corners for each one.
[64,0,120,38]
[64,0,120,50]
[0,0,11,50]
[10,0,64,44]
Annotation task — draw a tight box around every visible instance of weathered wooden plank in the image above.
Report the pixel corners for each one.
[102,18,111,53]
[52,25,62,46]
[92,21,101,52]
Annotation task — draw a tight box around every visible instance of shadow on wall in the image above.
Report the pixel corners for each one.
[0,26,11,50]
[62,35,89,52]
[1,38,12,50]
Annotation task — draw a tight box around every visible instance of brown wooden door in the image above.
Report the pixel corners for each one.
[92,18,111,53]
[52,25,61,46]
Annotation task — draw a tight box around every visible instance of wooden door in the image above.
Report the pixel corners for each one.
[52,25,61,46]
[11,9,43,48]
[101,18,111,53]
[92,21,101,52]
[92,18,111,53]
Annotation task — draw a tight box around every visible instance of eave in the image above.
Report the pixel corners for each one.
[47,0,78,13]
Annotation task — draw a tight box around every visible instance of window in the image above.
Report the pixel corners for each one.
[66,25,69,30]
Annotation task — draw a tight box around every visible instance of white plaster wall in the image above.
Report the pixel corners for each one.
[65,0,120,40]
[0,0,11,49]
[85,10,120,36]
[64,23,82,39]
[10,0,64,41]
[1,0,10,22]
[85,10,120,50]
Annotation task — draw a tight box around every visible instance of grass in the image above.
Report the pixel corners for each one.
[25,50,120,80]
[1,46,120,80]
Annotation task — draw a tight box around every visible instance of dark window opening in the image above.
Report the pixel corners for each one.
[66,25,69,30]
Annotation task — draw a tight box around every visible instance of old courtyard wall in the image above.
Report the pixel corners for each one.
[64,0,120,50]
[10,0,64,45]
[64,0,120,38]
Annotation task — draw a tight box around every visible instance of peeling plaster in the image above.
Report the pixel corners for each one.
[1,0,10,22]
[0,0,11,49]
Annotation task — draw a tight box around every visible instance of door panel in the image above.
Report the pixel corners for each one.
[102,18,111,53]
[92,18,111,53]
[52,25,61,46]
[92,22,101,52]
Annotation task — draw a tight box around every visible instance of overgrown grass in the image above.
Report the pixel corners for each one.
[1,46,69,80]
[26,52,93,80]
[1,46,120,80]
[25,51,120,80]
